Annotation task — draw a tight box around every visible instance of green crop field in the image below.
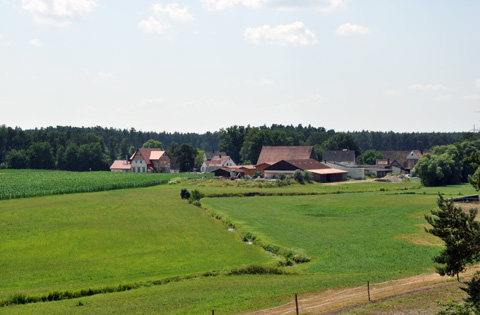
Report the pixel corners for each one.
[0,186,272,298]
[0,176,477,314]
[0,170,208,200]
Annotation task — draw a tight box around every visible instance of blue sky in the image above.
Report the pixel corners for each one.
[1,0,479,133]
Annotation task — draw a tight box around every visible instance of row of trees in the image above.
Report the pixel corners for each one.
[0,124,463,171]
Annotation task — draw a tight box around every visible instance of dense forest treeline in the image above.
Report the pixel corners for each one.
[0,124,463,171]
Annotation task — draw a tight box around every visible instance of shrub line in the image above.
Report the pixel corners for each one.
[0,264,292,308]
[203,186,417,199]
[200,203,311,266]
[0,271,219,307]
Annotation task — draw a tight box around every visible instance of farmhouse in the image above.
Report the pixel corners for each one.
[376,150,426,173]
[264,159,348,182]
[200,154,236,173]
[109,148,171,173]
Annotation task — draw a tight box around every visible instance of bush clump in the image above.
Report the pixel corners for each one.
[293,169,305,183]
[188,189,204,205]
[228,265,286,275]
[180,188,190,199]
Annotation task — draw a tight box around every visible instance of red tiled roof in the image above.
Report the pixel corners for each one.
[150,150,168,160]
[208,155,232,167]
[131,148,166,166]
[256,146,315,165]
[110,160,131,170]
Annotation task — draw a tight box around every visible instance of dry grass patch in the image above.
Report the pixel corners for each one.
[395,223,443,247]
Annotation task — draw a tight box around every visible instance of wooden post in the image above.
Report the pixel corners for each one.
[367,281,371,302]
[295,293,299,315]
[212,310,214,315]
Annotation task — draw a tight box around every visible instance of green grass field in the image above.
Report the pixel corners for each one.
[0,185,272,299]
[0,170,208,200]
[0,173,477,314]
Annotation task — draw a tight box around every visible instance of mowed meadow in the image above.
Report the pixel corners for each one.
[1,171,478,314]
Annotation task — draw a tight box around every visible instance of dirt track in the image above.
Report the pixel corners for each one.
[245,266,480,315]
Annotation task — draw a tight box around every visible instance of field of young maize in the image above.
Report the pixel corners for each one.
[0,170,207,200]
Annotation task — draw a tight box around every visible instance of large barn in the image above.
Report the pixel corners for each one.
[256,146,316,165]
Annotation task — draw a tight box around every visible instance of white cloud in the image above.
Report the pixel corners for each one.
[139,3,193,35]
[476,79,480,88]
[464,94,480,100]
[202,0,267,11]
[259,78,272,85]
[335,23,372,36]
[384,89,398,96]
[410,84,447,91]
[22,0,99,27]
[153,3,193,21]
[244,22,318,46]
[138,17,171,34]
[29,38,44,47]
[202,0,345,12]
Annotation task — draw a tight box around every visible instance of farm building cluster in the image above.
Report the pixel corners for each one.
[110,146,425,183]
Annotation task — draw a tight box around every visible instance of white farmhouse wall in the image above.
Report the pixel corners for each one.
[200,161,208,173]
[406,151,420,160]
[224,158,236,167]
[324,162,365,180]
[132,158,148,173]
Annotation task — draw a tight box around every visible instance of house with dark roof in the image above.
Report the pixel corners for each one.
[263,159,348,182]
[376,150,425,173]
[109,148,171,173]
[256,146,316,165]
[204,150,227,161]
[322,150,356,165]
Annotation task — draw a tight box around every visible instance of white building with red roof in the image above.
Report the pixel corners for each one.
[110,148,171,173]
[200,154,236,173]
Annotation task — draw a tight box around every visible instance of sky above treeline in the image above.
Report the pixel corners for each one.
[1,0,479,134]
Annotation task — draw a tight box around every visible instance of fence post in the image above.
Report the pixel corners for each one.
[295,293,299,315]
[368,281,371,302]
[212,310,214,315]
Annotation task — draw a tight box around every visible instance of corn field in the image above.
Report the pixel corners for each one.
[0,170,204,200]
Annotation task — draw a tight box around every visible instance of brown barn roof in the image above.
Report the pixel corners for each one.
[256,146,315,165]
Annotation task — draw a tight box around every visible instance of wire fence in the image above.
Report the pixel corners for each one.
[241,271,464,315]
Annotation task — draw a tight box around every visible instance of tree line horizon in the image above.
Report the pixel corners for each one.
[0,124,464,172]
